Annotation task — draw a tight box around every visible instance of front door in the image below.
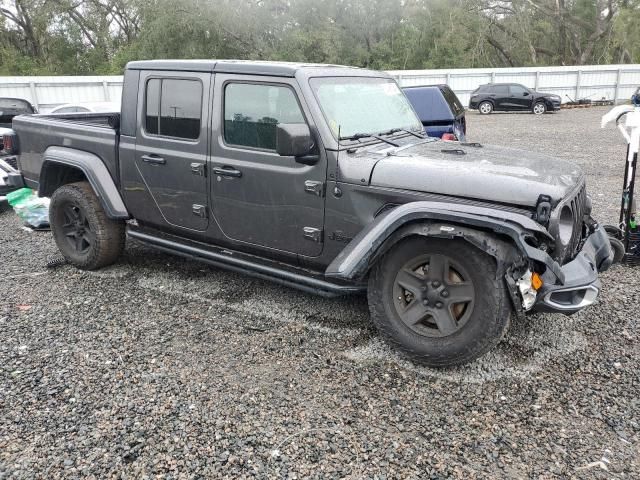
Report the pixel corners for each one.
[135,71,210,231]
[509,85,532,110]
[210,75,326,257]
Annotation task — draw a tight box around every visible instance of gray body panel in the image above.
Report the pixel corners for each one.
[343,141,583,208]
[325,201,556,280]
[12,114,120,186]
[39,146,128,218]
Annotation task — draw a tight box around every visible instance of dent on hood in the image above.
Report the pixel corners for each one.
[368,142,584,208]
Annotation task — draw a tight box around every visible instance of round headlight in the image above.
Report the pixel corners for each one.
[558,206,574,245]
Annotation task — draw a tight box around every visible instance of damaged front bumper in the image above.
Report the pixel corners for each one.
[532,224,613,315]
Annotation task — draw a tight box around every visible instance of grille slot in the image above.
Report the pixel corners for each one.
[3,156,18,170]
[554,183,587,263]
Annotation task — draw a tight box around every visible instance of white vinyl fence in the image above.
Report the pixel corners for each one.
[1,64,639,112]
[0,75,124,112]
[389,64,640,106]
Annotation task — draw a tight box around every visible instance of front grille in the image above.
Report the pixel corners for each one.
[2,156,18,170]
[552,182,587,264]
[567,183,587,258]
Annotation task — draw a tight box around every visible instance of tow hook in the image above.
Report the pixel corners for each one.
[516,270,543,311]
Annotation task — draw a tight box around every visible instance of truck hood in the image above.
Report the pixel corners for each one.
[367,140,583,207]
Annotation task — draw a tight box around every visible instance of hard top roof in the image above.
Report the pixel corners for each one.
[126,59,373,77]
[480,82,527,86]
[402,84,448,90]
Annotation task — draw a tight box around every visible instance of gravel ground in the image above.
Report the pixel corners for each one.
[1,107,639,478]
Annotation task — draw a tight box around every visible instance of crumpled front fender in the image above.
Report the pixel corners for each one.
[325,201,563,282]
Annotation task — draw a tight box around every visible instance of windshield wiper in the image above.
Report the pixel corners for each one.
[380,128,425,139]
[339,132,374,141]
[339,132,399,147]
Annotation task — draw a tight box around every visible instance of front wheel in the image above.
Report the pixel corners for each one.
[367,237,511,367]
[532,102,546,115]
[478,101,493,115]
[50,181,125,270]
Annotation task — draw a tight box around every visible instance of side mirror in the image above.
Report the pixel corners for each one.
[276,123,318,164]
[523,92,530,96]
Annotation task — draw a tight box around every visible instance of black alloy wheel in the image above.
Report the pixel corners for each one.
[60,201,94,254]
[392,253,475,337]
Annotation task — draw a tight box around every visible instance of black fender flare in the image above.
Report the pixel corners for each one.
[325,201,564,283]
[39,146,129,219]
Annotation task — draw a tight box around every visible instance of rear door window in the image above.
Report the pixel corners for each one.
[490,85,509,95]
[144,78,202,140]
[223,83,305,151]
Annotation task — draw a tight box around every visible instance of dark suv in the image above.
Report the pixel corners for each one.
[8,60,612,367]
[469,83,561,115]
[402,85,466,140]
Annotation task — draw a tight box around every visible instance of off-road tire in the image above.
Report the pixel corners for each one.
[478,101,493,115]
[368,237,511,367]
[609,236,625,264]
[50,181,125,270]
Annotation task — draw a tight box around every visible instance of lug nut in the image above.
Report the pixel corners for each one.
[435,301,443,308]
[441,290,449,298]
[422,299,429,306]
[432,281,441,288]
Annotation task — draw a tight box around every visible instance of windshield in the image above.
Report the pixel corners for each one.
[309,77,422,139]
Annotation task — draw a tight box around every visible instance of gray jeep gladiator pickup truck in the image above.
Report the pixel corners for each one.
[7,60,613,366]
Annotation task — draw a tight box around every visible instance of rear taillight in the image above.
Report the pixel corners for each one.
[441,133,457,141]
[2,134,16,154]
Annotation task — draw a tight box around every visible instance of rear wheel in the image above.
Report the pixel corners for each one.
[368,237,511,367]
[532,102,546,115]
[478,101,493,115]
[50,181,125,270]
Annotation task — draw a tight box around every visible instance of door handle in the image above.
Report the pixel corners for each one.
[213,166,242,178]
[141,154,166,165]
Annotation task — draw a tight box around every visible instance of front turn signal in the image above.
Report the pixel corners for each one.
[531,272,544,291]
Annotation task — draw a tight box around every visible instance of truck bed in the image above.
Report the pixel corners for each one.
[11,113,120,191]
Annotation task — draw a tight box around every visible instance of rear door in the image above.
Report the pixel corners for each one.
[210,75,326,257]
[492,85,511,110]
[134,71,210,231]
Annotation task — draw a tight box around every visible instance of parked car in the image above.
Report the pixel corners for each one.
[0,97,37,128]
[48,102,120,114]
[1,98,35,195]
[402,85,466,141]
[469,83,561,115]
[8,60,613,367]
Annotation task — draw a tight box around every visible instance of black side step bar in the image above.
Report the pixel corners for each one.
[126,229,364,298]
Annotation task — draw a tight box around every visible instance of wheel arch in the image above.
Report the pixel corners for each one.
[325,201,563,283]
[479,99,495,109]
[40,146,129,219]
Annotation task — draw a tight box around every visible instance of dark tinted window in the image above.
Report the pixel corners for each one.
[145,79,160,135]
[490,85,509,94]
[224,83,305,150]
[145,78,202,140]
[440,86,464,116]
[510,85,529,96]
